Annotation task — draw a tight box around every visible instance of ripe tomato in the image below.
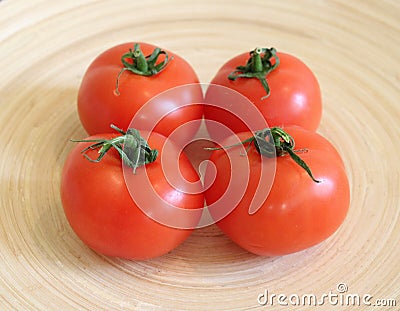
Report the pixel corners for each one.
[204,48,322,139]
[204,126,349,256]
[77,42,203,142]
[60,129,204,260]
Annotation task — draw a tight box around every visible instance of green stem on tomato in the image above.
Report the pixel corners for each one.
[228,47,279,99]
[115,43,172,95]
[71,124,158,174]
[205,127,320,183]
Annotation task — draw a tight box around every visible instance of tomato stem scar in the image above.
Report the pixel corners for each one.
[205,127,320,183]
[115,43,172,95]
[227,47,279,99]
[71,124,158,174]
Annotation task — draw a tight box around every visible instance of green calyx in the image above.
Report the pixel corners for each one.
[254,128,320,183]
[205,127,320,183]
[228,47,279,99]
[115,43,172,95]
[72,124,158,174]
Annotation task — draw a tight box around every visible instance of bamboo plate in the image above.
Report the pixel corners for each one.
[1,1,399,310]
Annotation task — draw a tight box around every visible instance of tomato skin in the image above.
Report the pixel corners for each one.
[60,132,204,260]
[204,52,322,139]
[204,126,349,256]
[77,42,203,141]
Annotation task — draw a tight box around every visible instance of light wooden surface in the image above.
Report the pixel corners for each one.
[1,0,399,310]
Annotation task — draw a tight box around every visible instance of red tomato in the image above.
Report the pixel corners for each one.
[204,48,322,140]
[60,130,204,260]
[77,42,203,142]
[204,126,349,256]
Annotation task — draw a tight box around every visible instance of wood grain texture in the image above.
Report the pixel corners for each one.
[0,0,399,310]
